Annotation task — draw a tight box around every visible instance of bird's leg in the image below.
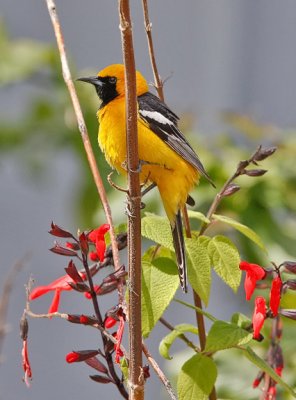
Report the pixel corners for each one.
[121,159,164,173]
[107,171,129,193]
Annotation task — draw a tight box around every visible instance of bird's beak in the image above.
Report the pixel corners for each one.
[76,76,102,87]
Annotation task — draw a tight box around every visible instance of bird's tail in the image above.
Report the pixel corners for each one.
[171,210,188,293]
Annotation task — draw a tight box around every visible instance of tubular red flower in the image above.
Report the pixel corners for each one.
[252,296,266,339]
[29,269,89,313]
[270,277,282,317]
[240,261,266,300]
[88,224,110,262]
[22,339,32,387]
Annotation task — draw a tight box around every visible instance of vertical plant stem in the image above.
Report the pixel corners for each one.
[141,3,217,398]
[118,1,144,399]
[45,0,123,302]
[141,0,164,101]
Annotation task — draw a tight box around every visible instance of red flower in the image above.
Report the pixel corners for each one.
[252,296,266,339]
[269,277,282,317]
[88,224,110,262]
[104,316,118,329]
[66,352,80,363]
[22,339,32,387]
[113,313,125,363]
[29,269,88,314]
[240,261,266,300]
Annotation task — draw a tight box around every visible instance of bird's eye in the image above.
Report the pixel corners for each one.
[109,77,117,84]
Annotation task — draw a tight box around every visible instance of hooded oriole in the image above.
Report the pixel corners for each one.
[78,64,212,292]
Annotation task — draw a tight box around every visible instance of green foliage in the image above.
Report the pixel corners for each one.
[141,213,174,251]
[186,236,211,305]
[177,354,217,399]
[205,320,253,352]
[159,323,198,360]
[141,247,179,338]
[208,235,241,292]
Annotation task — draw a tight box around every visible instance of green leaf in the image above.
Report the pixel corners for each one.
[141,214,174,251]
[243,346,296,397]
[208,235,241,292]
[186,236,212,305]
[231,312,252,329]
[141,247,179,338]
[205,321,253,352]
[159,323,198,360]
[187,210,210,224]
[213,214,267,252]
[174,299,217,322]
[178,354,217,399]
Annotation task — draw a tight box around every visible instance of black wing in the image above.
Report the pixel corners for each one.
[138,92,214,185]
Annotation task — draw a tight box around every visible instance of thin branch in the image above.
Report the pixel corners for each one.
[45,0,123,303]
[0,253,31,357]
[199,145,275,236]
[118,1,143,399]
[159,317,200,353]
[142,342,177,400]
[141,0,164,101]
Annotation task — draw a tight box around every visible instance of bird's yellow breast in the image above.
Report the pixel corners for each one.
[97,97,199,221]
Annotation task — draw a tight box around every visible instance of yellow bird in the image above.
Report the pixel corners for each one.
[78,64,213,292]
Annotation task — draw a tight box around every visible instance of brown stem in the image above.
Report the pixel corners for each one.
[142,342,177,400]
[159,317,200,353]
[45,0,123,303]
[118,1,143,399]
[141,0,164,101]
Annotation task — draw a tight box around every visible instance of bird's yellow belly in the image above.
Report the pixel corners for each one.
[98,101,199,221]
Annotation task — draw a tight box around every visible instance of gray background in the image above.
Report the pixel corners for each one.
[1,1,296,399]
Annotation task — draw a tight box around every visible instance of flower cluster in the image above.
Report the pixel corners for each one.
[240,259,296,398]
[239,261,282,338]
[23,222,129,396]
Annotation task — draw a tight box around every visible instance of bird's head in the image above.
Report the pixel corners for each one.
[77,64,149,107]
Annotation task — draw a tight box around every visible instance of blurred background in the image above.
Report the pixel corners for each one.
[0,1,296,399]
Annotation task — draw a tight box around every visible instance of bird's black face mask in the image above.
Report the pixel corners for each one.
[77,75,118,107]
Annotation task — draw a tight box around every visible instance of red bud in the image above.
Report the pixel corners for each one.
[66,350,99,363]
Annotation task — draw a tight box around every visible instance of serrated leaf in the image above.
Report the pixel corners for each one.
[208,236,241,292]
[178,354,217,399]
[187,210,210,224]
[213,214,267,252]
[141,214,174,251]
[142,247,179,338]
[186,236,211,305]
[205,321,252,352]
[159,324,198,360]
[243,346,296,397]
